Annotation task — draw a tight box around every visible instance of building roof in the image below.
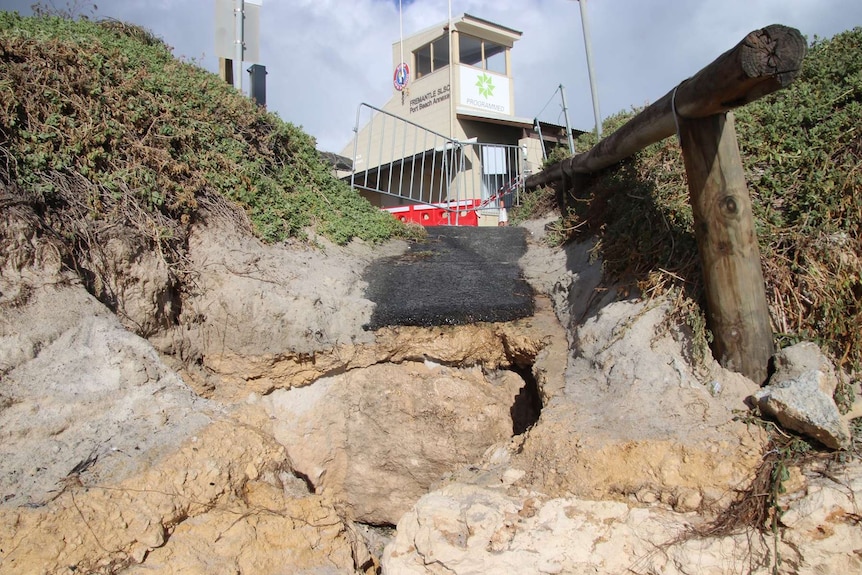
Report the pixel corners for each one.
[455,106,534,129]
[457,13,522,40]
[393,13,523,49]
[456,107,585,141]
[318,150,353,171]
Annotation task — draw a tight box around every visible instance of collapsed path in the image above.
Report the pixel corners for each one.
[363,226,534,329]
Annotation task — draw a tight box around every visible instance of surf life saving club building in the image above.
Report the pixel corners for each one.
[342,13,577,227]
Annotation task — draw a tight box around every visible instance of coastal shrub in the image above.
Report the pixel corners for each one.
[0,12,409,246]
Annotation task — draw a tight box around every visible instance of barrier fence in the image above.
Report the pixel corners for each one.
[349,103,526,225]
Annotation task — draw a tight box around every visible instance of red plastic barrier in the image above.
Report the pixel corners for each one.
[383,200,479,227]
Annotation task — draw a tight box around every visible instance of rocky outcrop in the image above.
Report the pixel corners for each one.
[776,459,862,574]
[377,225,862,574]
[384,482,690,574]
[157,222,558,403]
[0,285,213,509]
[382,438,862,575]
[755,342,859,449]
[195,321,553,401]
[1,419,374,574]
[513,299,766,509]
[2,206,859,575]
[263,361,529,525]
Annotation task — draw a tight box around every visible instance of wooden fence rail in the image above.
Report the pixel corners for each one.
[526,24,806,384]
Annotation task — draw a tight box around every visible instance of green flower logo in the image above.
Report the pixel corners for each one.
[476,73,495,98]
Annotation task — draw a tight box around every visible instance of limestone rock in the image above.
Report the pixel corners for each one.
[123,482,371,575]
[264,361,527,525]
[0,286,213,508]
[777,459,862,574]
[0,419,371,574]
[754,343,852,449]
[198,321,550,401]
[382,483,721,574]
[383,459,862,575]
[513,299,766,506]
[755,370,851,449]
[771,342,839,395]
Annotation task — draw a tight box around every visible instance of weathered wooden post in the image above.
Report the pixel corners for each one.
[677,112,773,383]
[525,24,807,383]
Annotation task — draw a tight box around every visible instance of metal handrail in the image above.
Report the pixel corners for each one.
[349,102,526,222]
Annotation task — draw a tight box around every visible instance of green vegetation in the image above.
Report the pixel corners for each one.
[0,12,410,246]
[541,144,573,170]
[516,28,862,376]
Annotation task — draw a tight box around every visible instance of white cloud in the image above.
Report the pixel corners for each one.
[4,0,861,151]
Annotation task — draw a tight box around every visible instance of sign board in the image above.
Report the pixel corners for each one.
[408,83,450,114]
[393,63,409,92]
[459,66,510,115]
[215,0,261,63]
[481,146,507,175]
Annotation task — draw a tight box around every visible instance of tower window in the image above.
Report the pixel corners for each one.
[459,34,507,74]
[414,33,450,79]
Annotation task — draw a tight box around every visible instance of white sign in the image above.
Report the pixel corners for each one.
[459,66,510,115]
[482,146,507,175]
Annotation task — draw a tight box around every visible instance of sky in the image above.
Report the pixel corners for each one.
[4,0,862,153]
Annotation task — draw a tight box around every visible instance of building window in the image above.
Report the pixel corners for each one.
[459,34,507,74]
[414,34,450,79]
[484,43,506,74]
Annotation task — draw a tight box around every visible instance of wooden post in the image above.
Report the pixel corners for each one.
[678,112,773,383]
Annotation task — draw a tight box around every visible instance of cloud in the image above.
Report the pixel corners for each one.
[4,0,862,152]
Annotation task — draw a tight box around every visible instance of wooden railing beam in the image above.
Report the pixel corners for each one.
[526,24,806,189]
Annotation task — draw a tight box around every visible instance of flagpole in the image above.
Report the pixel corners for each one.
[234,0,244,93]
[575,0,602,138]
[448,0,454,140]
[447,0,458,219]
[399,0,404,72]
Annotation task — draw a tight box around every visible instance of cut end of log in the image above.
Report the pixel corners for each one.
[741,24,807,86]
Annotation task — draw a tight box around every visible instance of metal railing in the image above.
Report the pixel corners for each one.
[349,103,526,222]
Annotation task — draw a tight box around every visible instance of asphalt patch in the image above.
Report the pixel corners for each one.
[363,226,534,329]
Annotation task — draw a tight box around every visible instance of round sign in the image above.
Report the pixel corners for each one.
[393,62,410,91]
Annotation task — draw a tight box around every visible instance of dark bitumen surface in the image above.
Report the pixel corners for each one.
[363,226,534,330]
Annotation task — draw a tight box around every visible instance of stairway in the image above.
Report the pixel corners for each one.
[363,226,534,329]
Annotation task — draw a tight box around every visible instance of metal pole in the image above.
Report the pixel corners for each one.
[576,0,602,138]
[534,118,547,160]
[559,84,576,154]
[234,0,244,93]
[350,106,362,192]
[448,0,454,140]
